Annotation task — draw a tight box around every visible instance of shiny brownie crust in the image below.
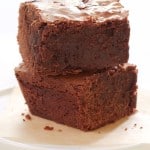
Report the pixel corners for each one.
[18,2,130,75]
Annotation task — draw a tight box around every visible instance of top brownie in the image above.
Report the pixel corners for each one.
[18,0,130,75]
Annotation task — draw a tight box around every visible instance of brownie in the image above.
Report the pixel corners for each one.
[15,64,137,131]
[18,0,130,75]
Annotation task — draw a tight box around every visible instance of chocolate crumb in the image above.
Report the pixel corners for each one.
[124,128,128,131]
[25,114,32,120]
[134,123,137,127]
[140,127,143,129]
[44,126,54,131]
[60,4,64,6]
[82,0,89,3]
[27,0,37,3]
[23,119,25,122]
[98,131,101,134]
[21,113,25,116]
[53,1,59,3]
[58,129,62,132]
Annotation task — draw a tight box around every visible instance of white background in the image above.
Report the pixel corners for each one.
[0,0,150,90]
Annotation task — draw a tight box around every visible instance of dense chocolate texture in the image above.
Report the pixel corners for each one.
[15,64,137,131]
[18,0,130,75]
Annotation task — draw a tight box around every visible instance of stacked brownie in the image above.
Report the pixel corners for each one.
[15,0,137,131]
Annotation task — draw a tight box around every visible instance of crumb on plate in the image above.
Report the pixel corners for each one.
[124,128,128,131]
[44,126,54,131]
[25,114,32,120]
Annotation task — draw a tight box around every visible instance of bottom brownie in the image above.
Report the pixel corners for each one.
[15,64,137,131]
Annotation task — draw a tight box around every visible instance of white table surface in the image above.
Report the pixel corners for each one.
[0,0,22,90]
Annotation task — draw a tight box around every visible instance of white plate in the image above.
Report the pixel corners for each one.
[0,87,150,150]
